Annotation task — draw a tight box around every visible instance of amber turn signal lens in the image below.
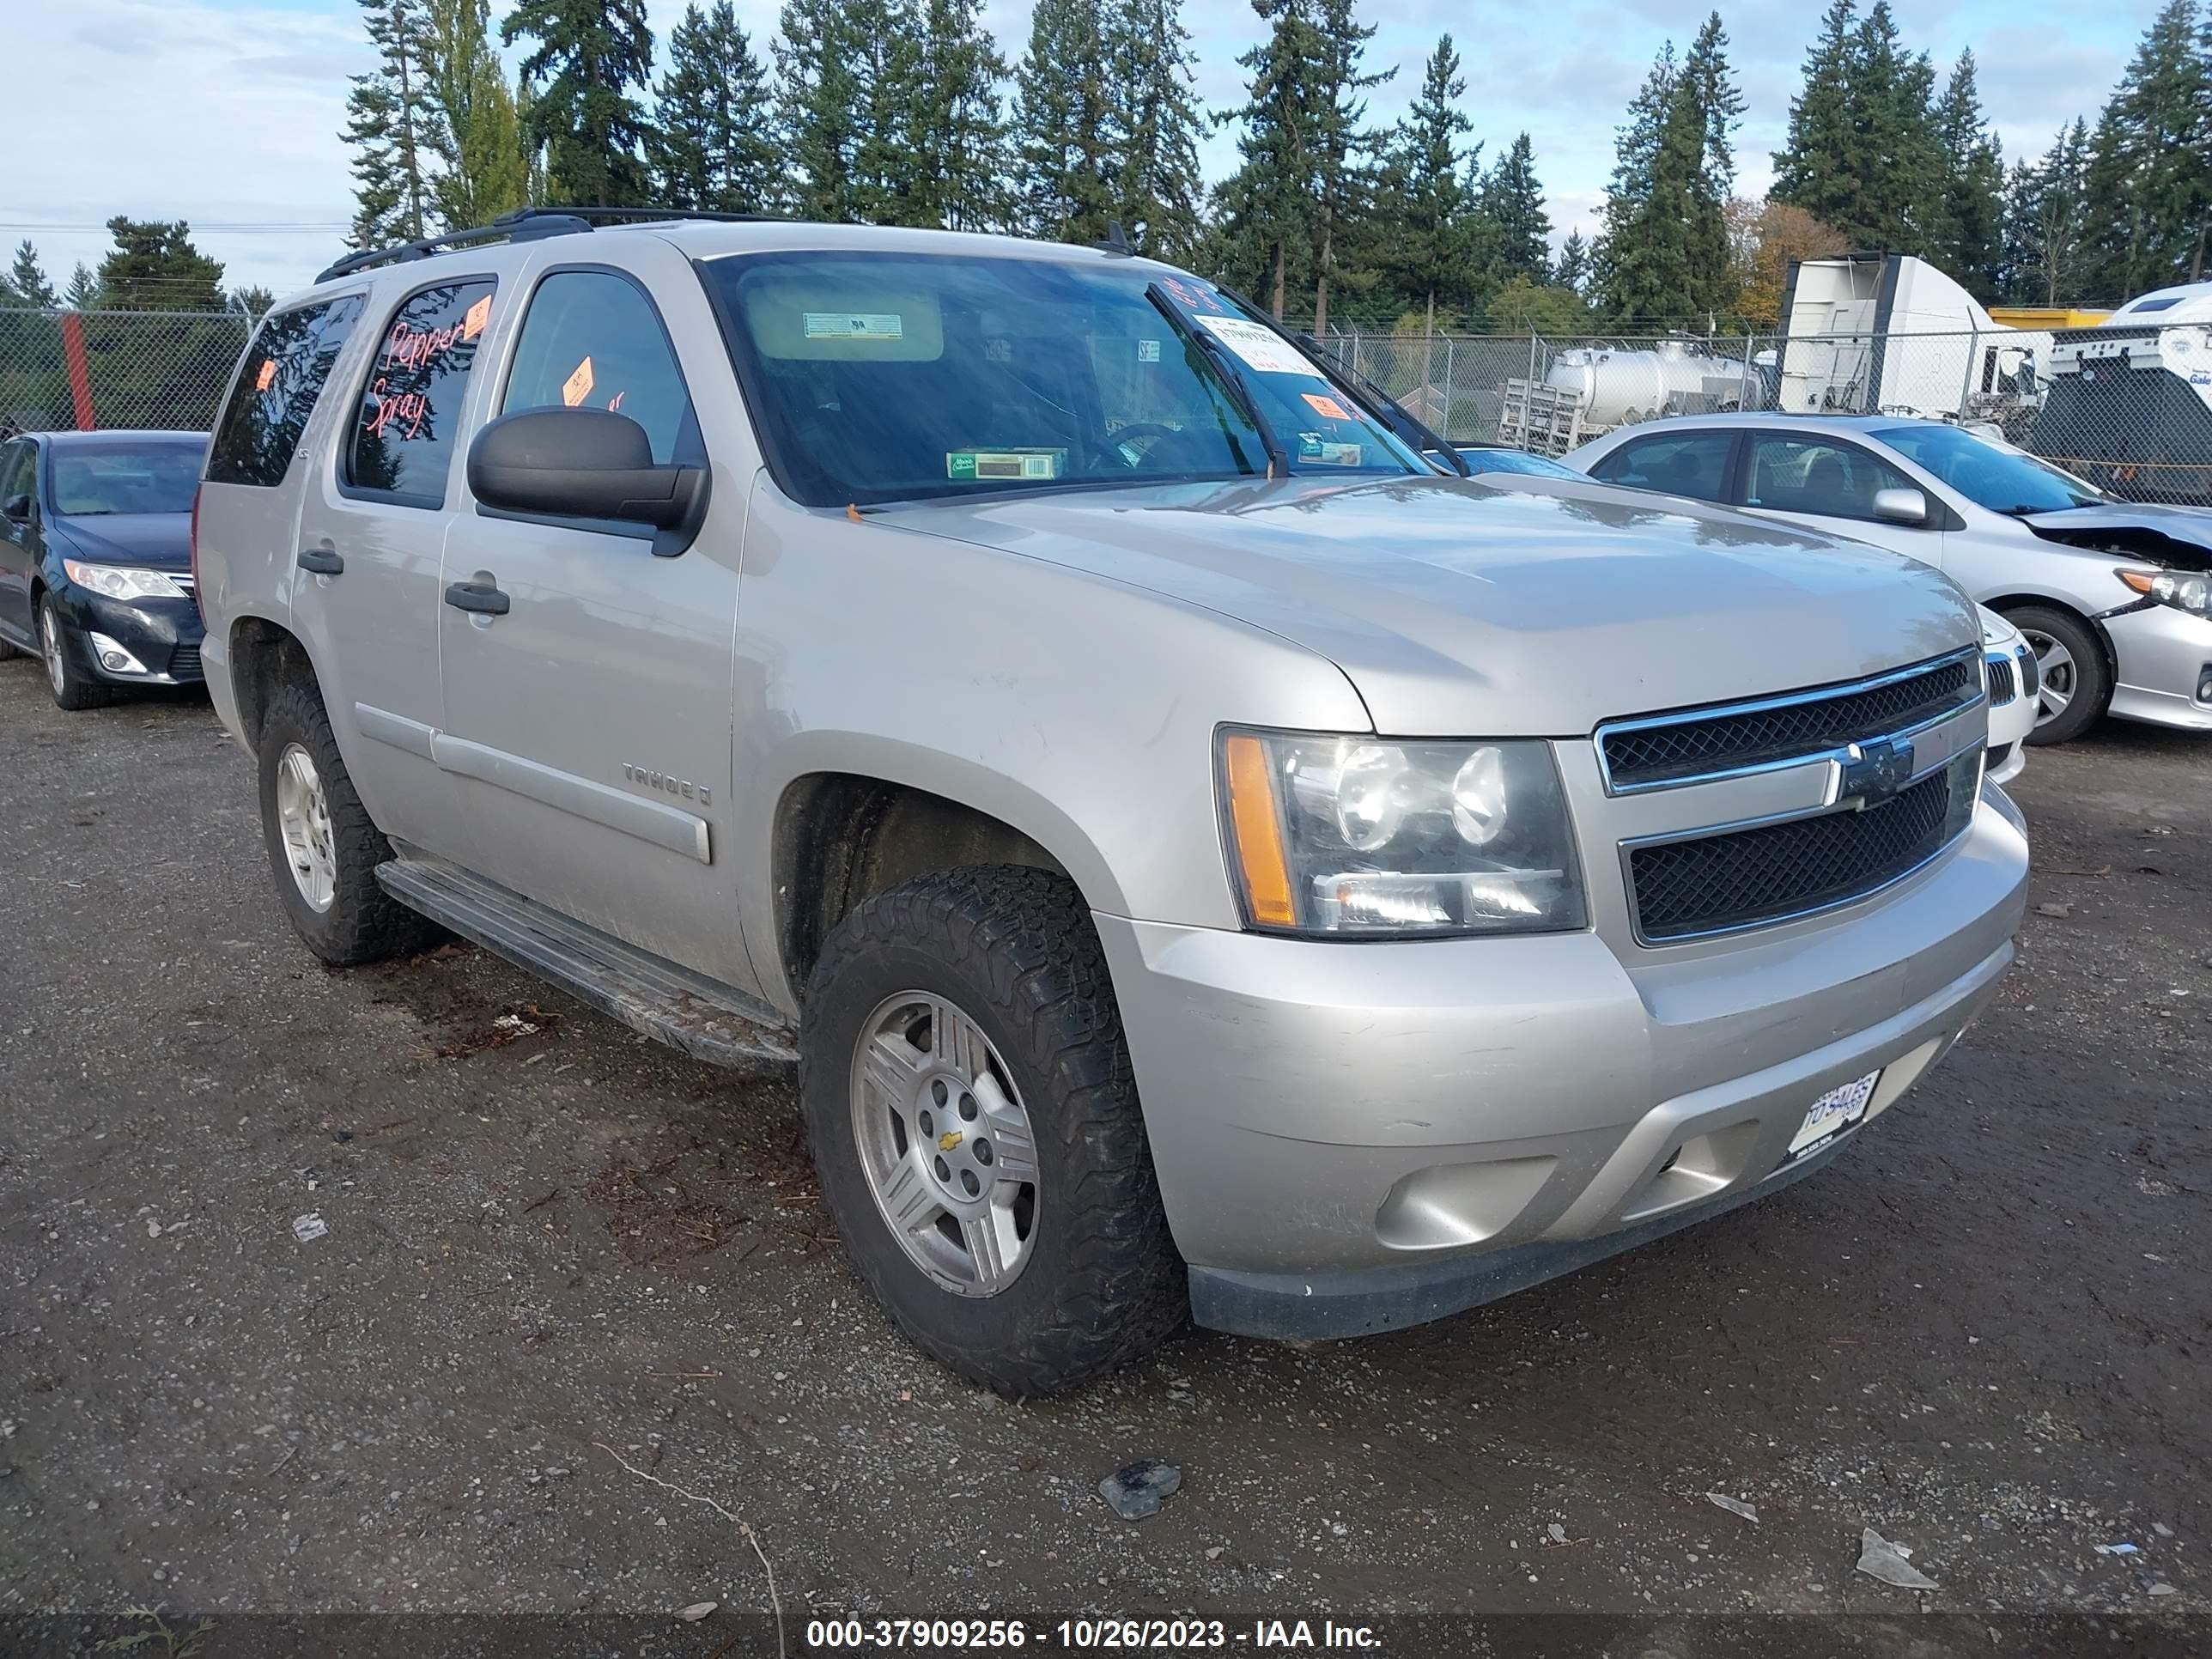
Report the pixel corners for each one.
[1223,733,1295,927]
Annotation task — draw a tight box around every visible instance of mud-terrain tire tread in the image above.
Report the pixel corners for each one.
[800,865,1186,1396]
[2010,603,2108,747]
[257,680,434,966]
[39,593,118,711]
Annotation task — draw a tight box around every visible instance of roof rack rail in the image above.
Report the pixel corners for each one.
[314,205,784,284]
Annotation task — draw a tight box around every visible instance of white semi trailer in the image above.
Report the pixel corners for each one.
[2031,282,2212,504]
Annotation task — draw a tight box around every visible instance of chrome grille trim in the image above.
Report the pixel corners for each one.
[1985,650,2016,707]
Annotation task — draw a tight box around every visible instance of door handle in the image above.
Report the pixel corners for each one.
[444,578,510,616]
[296,547,344,576]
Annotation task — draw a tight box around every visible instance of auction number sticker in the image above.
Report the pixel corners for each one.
[1193,314,1320,376]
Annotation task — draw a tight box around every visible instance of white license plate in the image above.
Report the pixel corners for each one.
[1787,1070,1881,1158]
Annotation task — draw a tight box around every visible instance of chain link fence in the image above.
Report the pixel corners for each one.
[3,305,2206,507]
[0,307,256,439]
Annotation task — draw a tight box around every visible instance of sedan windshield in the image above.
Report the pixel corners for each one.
[49,443,205,516]
[704,252,1422,507]
[1872,423,2104,515]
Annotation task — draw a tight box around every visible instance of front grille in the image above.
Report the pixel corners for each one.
[1628,751,1978,942]
[167,641,203,680]
[2018,646,2040,702]
[1600,652,1980,790]
[1986,653,2016,706]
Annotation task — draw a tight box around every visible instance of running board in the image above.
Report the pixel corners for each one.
[375,855,798,1066]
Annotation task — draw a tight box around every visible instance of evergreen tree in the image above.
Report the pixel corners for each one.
[775,0,913,223]
[2081,0,2211,300]
[1108,0,1207,260]
[502,0,655,206]
[902,0,1012,231]
[9,241,57,308]
[1372,35,1475,328]
[1304,0,1391,333]
[64,264,100,311]
[1010,0,1113,242]
[427,0,528,228]
[1929,51,2006,298]
[652,0,778,213]
[1483,132,1552,289]
[343,0,439,246]
[1595,15,1741,325]
[228,285,277,318]
[1771,0,1862,236]
[1553,228,1592,295]
[1850,1,1942,252]
[2002,121,2094,304]
[94,219,226,313]
[1216,0,1319,318]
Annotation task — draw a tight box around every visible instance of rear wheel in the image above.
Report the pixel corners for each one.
[38,592,116,711]
[800,866,1185,1396]
[2010,604,2107,746]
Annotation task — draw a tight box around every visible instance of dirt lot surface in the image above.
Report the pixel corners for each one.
[2,661,2208,1655]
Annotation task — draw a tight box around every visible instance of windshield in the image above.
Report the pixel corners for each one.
[1873,423,2104,514]
[49,442,205,516]
[705,252,1422,507]
[1461,448,1580,478]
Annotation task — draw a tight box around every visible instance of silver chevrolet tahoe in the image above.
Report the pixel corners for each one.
[192,211,2030,1395]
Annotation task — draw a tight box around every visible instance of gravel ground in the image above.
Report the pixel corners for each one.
[1,660,2208,1655]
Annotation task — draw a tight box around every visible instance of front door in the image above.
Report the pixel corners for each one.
[0,439,39,642]
[1735,432,1945,568]
[434,252,750,988]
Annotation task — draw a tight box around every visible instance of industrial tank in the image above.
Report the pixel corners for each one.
[1544,339,1750,428]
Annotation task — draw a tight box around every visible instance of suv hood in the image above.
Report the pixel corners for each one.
[49,512,192,570]
[879,475,1979,735]
[2020,503,2212,572]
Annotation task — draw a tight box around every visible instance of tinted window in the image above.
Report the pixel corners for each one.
[501,270,693,464]
[345,278,497,506]
[1873,422,2103,514]
[0,441,33,507]
[1588,432,1735,501]
[207,296,364,487]
[1745,435,1914,522]
[49,442,206,515]
[702,252,1419,507]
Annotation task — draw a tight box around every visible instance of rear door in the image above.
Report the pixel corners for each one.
[0,439,35,641]
[1583,428,1741,504]
[290,273,501,853]
[1733,431,1943,568]
[432,244,752,988]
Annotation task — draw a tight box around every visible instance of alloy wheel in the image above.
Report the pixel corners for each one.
[274,743,338,913]
[2021,628,2075,728]
[40,605,66,698]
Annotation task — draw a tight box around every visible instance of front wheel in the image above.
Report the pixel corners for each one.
[2009,604,2109,745]
[38,592,116,711]
[800,866,1185,1396]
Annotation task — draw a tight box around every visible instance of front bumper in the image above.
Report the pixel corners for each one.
[2106,602,2212,732]
[1096,790,2028,1340]
[54,586,204,684]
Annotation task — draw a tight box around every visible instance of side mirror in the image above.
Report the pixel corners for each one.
[2,493,29,523]
[1871,486,1929,526]
[466,407,706,533]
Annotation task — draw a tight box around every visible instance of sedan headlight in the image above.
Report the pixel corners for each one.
[2118,567,2210,615]
[1218,729,1586,937]
[64,560,187,601]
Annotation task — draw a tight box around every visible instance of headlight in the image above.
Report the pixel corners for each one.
[1218,729,1586,937]
[2118,567,2211,615]
[64,560,187,601]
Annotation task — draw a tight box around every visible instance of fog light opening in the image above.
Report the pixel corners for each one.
[88,632,148,677]
[2195,665,2211,705]
[1657,1147,1681,1176]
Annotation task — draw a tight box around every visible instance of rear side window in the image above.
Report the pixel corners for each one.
[344,278,498,507]
[1589,432,1735,502]
[500,270,694,463]
[206,296,364,488]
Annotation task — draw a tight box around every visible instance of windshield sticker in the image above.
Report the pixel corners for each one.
[805,311,905,342]
[1297,434,1363,466]
[1301,392,1351,421]
[254,358,276,392]
[946,448,1065,483]
[1137,338,1161,363]
[1160,275,1224,314]
[1194,314,1322,376]
[985,337,1012,363]
[561,357,595,407]
[462,294,492,341]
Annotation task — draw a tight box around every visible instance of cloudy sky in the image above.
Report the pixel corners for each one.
[3,0,2164,301]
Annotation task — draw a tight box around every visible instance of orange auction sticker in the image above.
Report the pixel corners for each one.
[254,359,276,392]
[462,294,492,341]
[562,357,594,407]
[1302,392,1351,421]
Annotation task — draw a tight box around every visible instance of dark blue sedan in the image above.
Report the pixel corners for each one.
[0,429,209,709]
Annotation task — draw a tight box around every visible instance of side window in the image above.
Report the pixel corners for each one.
[1745,436,1916,523]
[0,441,34,508]
[499,270,693,464]
[345,277,498,507]
[207,296,365,488]
[1589,432,1735,502]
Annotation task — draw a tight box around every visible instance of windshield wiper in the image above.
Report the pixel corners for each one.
[1144,283,1288,480]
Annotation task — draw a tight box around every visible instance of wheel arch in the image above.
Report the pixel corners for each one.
[226,613,323,748]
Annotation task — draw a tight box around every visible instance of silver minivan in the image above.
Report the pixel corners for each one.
[194,212,2028,1393]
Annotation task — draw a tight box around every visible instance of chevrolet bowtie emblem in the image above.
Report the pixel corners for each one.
[938,1130,963,1153]
[1838,737,1914,810]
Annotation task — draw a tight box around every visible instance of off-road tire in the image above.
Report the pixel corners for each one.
[2010,603,2108,747]
[800,866,1186,1396]
[39,592,118,711]
[257,680,434,966]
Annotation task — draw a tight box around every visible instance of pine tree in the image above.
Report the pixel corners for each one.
[9,241,57,308]
[775,0,914,224]
[1304,0,1391,333]
[1108,0,1207,260]
[1483,132,1552,289]
[1850,1,1941,252]
[1553,229,1591,295]
[2002,121,2094,304]
[2081,0,2211,301]
[94,220,226,313]
[1771,0,1863,236]
[1595,15,1741,325]
[502,0,655,206]
[1010,0,1114,242]
[652,1,778,213]
[1216,0,1319,318]
[902,0,1011,231]
[343,0,439,246]
[228,285,277,318]
[1929,52,2006,299]
[64,264,100,311]
[427,0,528,228]
[1372,36,1474,329]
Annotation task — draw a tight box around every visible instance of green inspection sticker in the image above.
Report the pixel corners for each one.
[946,449,1064,482]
